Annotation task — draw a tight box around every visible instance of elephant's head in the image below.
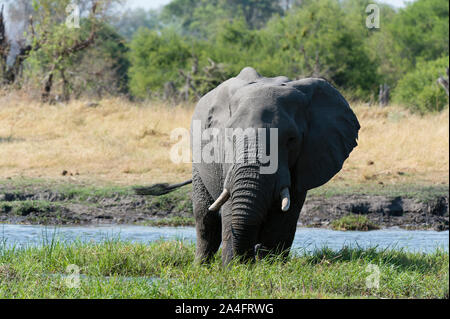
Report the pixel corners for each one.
[208,67,360,260]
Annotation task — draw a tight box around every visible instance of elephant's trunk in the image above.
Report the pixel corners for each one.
[230,163,274,260]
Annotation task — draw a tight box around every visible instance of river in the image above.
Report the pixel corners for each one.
[1,224,448,253]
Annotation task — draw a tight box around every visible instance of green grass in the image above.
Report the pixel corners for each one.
[0,240,447,298]
[0,200,57,216]
[139,216,195,227]
[331,215,380,231]
[2,177,448,200]
[308,183,449,204]
[0,177,192,211]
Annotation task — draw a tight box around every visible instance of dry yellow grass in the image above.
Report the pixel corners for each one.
[0,92,448,186]
[337,104,448,186]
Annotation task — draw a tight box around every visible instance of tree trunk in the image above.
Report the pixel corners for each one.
[42,72,54,103]
[60,68,70,102]
[379,83,390,107]
[437,67,449,97]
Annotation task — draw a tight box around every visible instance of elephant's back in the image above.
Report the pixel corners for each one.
[190,67,273,131]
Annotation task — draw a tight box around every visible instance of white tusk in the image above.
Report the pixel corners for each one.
[280,187,290,212]
[208,189,230,212]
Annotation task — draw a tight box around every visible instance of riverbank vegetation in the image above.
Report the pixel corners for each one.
[0,178,447,228]
[331,215,380,231]
[0,240,447,298]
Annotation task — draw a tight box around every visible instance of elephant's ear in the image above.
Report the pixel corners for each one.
[288,78,360,191]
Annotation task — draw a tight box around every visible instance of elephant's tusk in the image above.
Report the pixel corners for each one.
[208,189,230,212]
[280,187,290,212]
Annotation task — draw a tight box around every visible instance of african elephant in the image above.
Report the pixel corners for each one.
[135,67,360,265]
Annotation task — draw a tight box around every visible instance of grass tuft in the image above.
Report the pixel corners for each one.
[139,216,195,227]
[331,215,380,231]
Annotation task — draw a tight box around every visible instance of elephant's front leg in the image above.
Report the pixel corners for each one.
[256,191,307,260]
[192,168,222,263]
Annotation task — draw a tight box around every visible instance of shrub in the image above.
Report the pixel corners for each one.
[331,215,379,231]
[392,56,449,113]
[128,28,192,99]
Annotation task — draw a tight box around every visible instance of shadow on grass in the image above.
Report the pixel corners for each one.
[0,136,24,143]
[305,246,447,273]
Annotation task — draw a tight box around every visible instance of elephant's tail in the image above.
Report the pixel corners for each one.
[133,179,192,196]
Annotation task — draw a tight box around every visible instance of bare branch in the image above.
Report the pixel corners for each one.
[61,1,98,56]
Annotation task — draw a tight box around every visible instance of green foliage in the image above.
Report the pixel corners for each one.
[367,0,449,88]
[388,0,449,72]
[208,17,260,74]
[27,0,92,68]
[393,56,449,113]
[161,0,283,38]
[259,0,379,98]
[62,20,131,97]
[140,216,195,227]
[128,28,191,98]
[8,0,448,110]
[192,0,379,98]
[114,8,162,40]
[331,215,380,231]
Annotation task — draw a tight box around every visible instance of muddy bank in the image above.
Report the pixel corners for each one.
[300,194,448,231]
[0,182,448,230]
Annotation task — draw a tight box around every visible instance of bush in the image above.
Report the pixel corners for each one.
[128,28,192,99]
[393,56,449,113]
[331,215,379,231]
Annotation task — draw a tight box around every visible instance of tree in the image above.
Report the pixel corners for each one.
[370,0,450,86]
[0,0,34,85]
[224,0,283,29]
[65,21,130,99]
[128,27,191,99]
[113,8,162,40]
[257,0,379,98]
[389,0,449,70]
[1,0,119,101]
[393,56,449,113]
[160,0,284,39]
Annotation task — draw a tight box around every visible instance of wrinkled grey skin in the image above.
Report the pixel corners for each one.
[190,67,359,264]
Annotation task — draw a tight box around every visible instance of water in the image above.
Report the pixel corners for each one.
[0,224,448,253]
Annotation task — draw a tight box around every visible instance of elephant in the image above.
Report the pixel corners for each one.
[135,67,360,265]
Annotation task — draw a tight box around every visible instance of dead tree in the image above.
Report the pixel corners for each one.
[41,2,99,102]
[176,57,228,102]
[163,81,177,103]
[0,4,10,83]
[0,1,100,102]
[179,69,201,100]
[178,56,201,101]
[41,68,54,103]
[0,5,37,86]
[437,67,449,97]
[379,83,390,107]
